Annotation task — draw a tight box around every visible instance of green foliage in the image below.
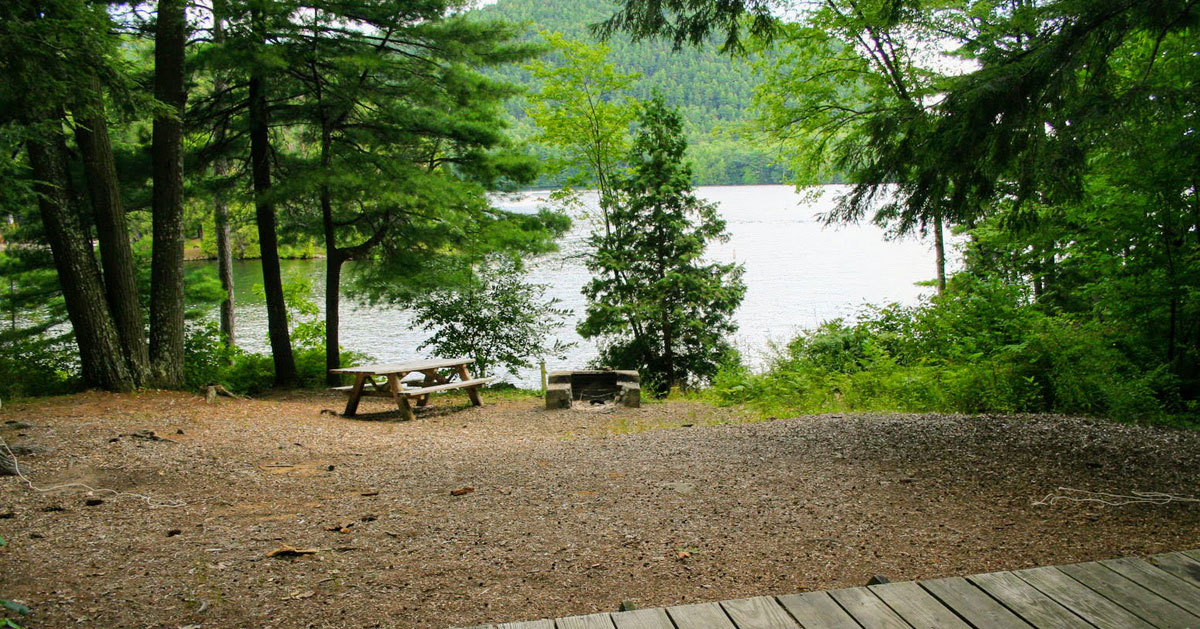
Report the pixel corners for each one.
[711,278,1185,424]
[0,242,80,399]
[580,96,746,392]
[182,321,339,395]
[474,0,788,186]
[410,255,574,379]
[525,32,639,203]
[183,277,363,394]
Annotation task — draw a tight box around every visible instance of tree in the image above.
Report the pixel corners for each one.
[191,0,566,386]
[579,97,745,392]
[526,33,640,230]
[600,0,956,292]
[411,255,573,379]
[0,0,138,391]
[748,1,951,292]
[210,4,236,349]
[148,0,189,387]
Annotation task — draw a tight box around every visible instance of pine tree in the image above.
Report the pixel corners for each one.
[579,96,745,392]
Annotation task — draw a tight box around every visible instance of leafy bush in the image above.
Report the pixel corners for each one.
[410,255,573,380]
[184,278,363,394]
[709,278,1183,424]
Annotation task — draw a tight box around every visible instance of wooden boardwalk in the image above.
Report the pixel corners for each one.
[459,550,1200,628]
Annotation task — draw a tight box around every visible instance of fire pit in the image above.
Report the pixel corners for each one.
[545,369,640,409]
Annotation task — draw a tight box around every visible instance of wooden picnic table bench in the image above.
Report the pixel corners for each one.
[329,357,492,420]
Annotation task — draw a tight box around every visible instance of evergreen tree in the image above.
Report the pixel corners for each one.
[191,0,566,385]
[0,0,141,391]
[579,96,745,392]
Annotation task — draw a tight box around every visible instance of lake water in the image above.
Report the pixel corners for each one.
[214,185,952,387]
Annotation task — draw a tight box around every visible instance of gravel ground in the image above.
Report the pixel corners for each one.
[0,390,1197,628]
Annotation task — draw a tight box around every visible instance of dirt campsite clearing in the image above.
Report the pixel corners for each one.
[0,390,1197,628]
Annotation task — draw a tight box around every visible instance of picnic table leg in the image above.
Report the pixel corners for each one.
[416,370,443,407]
[344,374,368,416]
[455,364,483,406]
[387,374,415,421]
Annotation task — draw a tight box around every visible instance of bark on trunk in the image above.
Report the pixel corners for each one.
[934,213,946,296]
[148,0,188,388]
[212,13,236,349]
[73,78,149,386]
[250,67,299,387]
[325,252,343,386]
[320,124,342,385]
[26,128,133,392]
[214,162,236,348]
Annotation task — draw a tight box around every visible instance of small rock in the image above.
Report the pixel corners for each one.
[176,429,184,435]
[167,529,182,537]
[664,482,696,495]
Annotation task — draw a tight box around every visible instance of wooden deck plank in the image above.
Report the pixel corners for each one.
[968,571,1090,628]
[610,608,675,629]
[556,613,616,629]
[464,551,1200,629]
[1100,557,1200,618]
[869,581,969,629]
[1015,566,1154,629]
[1150,552,1200,589]
[1059,560,1200,628]
[775,591,860,629]
[720,596,798,629]
[827,587,911,629]
[920,577,1033,629]
[665,602,735,629]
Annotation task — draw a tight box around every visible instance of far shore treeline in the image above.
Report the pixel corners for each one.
[2,0,1199,426]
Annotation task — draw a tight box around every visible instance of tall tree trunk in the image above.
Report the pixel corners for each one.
[325,251,344,386]
[249,65,299,387]
[933,213,946,296]
[26,126,133,392]
[212,11,236,349]
[72,77,149,386]
[319,123,343,385]
[213,162,237,348]
[149,0,188,387]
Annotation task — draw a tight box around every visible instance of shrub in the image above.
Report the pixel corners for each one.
[709,278,1183,423]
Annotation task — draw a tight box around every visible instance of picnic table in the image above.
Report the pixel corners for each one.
[329,357,492,420]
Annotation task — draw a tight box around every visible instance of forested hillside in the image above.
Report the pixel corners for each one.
[471,0,791,187]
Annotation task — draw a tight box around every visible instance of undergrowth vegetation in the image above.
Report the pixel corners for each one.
[709,278,1192,426]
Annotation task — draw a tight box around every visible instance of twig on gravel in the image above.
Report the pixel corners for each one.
[1034,487,1200,507]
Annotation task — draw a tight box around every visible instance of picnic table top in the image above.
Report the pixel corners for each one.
[329,357,472,375]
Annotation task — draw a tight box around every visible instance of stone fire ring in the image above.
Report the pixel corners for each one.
[545,369,641,409]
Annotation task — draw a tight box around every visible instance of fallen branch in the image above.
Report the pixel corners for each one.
[1034,487,1200,507]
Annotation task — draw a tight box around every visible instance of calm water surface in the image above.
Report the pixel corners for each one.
[215,185,953,387]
